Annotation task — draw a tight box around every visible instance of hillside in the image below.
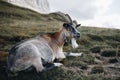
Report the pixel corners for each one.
[3,0,50,13]
[0,1,120,80]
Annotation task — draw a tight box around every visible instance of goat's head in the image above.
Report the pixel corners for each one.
[63,22,81,39]
[63,14,81,48]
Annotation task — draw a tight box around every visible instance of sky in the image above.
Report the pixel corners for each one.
[48,0,120,29]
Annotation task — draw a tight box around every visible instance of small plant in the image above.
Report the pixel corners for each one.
[108,58,118,63]
[90,46,101,53]
[101,50,116,57]
[90,66,104,74]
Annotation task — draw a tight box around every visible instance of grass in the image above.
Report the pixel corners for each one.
[0,0,120,80]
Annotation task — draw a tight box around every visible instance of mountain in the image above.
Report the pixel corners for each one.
[0,1,120,80]
[3,0,50,13]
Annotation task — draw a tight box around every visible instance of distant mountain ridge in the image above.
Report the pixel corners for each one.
[3,0,50,14]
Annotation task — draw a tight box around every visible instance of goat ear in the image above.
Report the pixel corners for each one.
[76,24,81,28]
[63,23,69,28]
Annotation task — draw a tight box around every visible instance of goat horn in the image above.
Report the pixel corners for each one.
[72,20,77,25]
[53,12,72,23]
[65,14,72,23]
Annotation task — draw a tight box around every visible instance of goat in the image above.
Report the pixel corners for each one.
[7,14,81,75]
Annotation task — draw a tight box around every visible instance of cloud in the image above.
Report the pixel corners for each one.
[49,0,120,29]
[109,0,120,14]
[81,14,120,29]
[49,0,98,20]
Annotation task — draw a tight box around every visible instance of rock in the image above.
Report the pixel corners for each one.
[3,0,50,14]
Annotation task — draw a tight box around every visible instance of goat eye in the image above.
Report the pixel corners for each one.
[68,29,71,32]
[66,27,70,31]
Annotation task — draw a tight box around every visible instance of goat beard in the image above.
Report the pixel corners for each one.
[71,38,79,48]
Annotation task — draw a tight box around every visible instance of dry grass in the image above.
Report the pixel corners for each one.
[0,1,120,80]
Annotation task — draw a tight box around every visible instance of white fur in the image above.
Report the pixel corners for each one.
[55,47,66,59]
[53,63,63,67]
[71,38,79,48]
[68,52,83,57]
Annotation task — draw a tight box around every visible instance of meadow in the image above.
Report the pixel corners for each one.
[0,1,120,80]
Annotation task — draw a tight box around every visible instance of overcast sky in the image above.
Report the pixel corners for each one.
[48,0,120,29]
